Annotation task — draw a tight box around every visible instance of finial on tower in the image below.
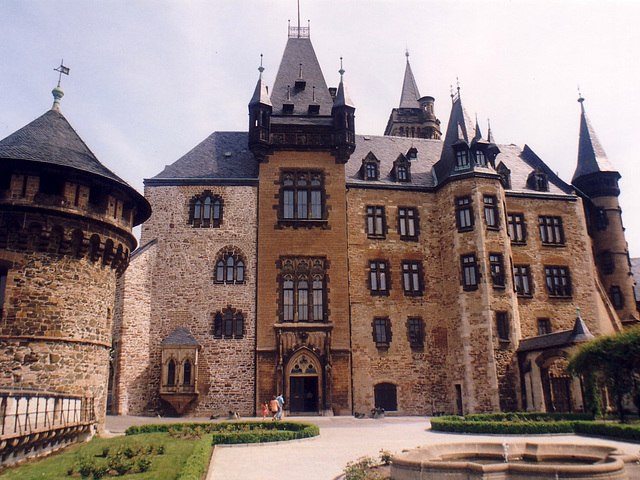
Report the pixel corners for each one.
[405,49,410,62]
[52,59,70,110]
[258,54,265,78]
[577,85,585,112]
[339,57,345,82]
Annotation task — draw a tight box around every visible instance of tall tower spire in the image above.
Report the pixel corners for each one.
[384,51,441,139]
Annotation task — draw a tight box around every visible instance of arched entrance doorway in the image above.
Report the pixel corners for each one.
[538,352,573,412]
[286,349,322,414]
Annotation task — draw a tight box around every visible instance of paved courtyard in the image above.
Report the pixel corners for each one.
[106,415,640,480]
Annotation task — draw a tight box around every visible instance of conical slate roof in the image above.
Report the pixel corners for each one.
[399,58,421,109]
[161,326,200,346]
[249,69,272,107]
[333,78,355,109]
[0,109,128,187]
[572,99,618,183]
[270,36,333,116]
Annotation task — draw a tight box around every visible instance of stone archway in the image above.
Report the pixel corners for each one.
[285,349,322,414]
[536,350,573,412]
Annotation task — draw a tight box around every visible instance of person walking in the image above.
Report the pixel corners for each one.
[261,401,269,421]
[269,396,279,421]
[276,393,285,421]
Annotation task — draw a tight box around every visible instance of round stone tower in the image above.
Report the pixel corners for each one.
[0,85,151,431]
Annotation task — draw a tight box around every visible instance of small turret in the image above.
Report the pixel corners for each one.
[248,55,273,161]
[331,59,355,162]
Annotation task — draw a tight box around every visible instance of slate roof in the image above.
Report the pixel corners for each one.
[161,326,200,347]
[150,132,258,183]
[0,109,128,187]
[399,59,421,109]
[518,315,594,353]
[573,100,618,183]
[269,37,334,116]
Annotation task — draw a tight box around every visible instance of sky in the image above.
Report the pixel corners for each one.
[2,0,640,256]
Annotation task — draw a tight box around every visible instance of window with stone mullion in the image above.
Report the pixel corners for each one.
[398,207,418,240]
[369,260,389,295]
[544,266,572,297]
[281,171,324,221]
[366,206,386,238]
[401,261,423,296]
[539,216,564,245]
[280,258,326,322]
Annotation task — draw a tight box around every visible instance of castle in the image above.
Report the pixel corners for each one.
[1,25,638,433]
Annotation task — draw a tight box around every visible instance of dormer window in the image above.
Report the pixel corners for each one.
[455,148,470,170]
[497,162,511,189]
[361,152,380,181]
[392,154,411,182]
[397,165,408,181]
[283,103,294,114]
[308,104,320,114]
[407,147,418,161]
[527,167,549,192]
[474,149,487,167]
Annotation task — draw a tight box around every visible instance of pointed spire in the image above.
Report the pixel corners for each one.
[473,113,483,143]
[569,308,595,344]
[487,119,495,143]
[333,57,354,108]
[249,54,272,106]
[399,51,421,109]
[572,95,617,184]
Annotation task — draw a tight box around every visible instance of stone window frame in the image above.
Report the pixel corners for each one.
[213,307,245,339]
[278,257,327,323]
[461,254,479,291]
[600,251,615,275]
[372,317,392,347]
[366,206,386,239]
[392,154,411,183]
[495,311,510,342]
[278,170,326,226]
[544,265,572,298]
[361,152,380,181]
[397,207,419,241]
[610,285,625,310]
[537,318,552,336]
[456,196,474,232]
[538,215,565,246]
[483,196,499,230]
[489,253,505,288]
[507,213,527,244]
[401,260,423,296]
[406,316,425,348]
[189,190,223,228]
[513,264,533,297]
[368,259,390,296]
[214,248,246,285]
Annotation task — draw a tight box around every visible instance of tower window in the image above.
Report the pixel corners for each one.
[610,286,624,310]
[484,196,499,229]
[280,171,324,222]
[455,149,470,169]
[461,254,479,290]
[489,253,505,287]
[513,265,532,296]
[366,206,386,238]
[600,251,615,274]
[544,266,572,297]
[279,257,326,322]
[456,196,473,231]
[496,311,509,341]
[190,191,223,228]
[538,216,564,245]
[373,317,392,346]
[507,213,526,244]
[475,150,487,167]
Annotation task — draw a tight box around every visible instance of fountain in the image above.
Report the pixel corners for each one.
[390,442,637,480]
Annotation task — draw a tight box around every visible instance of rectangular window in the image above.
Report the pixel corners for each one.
[456,197,473,231]
[280,257,326,322]
[484,196,499,229]
[610,285,624,309]
[489,253,505,287]
[407,317,424,348]
[456,149,470,168]
[539,216,564,245]
[373,317,391,346]
[280,171,324,222]
[402,261,423,296]
[398,207,418,240]
[461,254,479,290]
[537,318,551,335]
[496,311,509,341]
[369,260,389,295]
[366,206,386,238]
[507,213,526,244]
[600,251,615,275]
[544,265,572,297]
[513,264,532,296]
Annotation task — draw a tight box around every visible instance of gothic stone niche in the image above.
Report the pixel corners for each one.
[159,327,200,415]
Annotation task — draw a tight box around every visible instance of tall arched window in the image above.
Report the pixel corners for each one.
[183,360,192,385]
[280,257,326,322]
[190,191,223,227]
[214,250,247,284]
[167,359,176,386]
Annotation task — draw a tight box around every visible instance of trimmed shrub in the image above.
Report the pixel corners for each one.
[176,434,214,480]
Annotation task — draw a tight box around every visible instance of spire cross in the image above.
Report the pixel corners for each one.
[54,59,70,87]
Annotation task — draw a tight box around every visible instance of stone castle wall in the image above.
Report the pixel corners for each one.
[116,184,257,416]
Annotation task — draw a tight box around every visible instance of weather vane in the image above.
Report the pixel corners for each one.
[54,59,70,87]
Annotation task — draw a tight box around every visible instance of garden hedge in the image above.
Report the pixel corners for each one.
[176,434,214,480]
[430,413,640,441]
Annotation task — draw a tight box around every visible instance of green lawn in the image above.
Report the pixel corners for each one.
[0,433,198,480]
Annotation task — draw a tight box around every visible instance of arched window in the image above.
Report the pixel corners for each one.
[280,257,326,322]
[214,250,247,284]
[167,359,176,386]
[183,360,192,385]
[213,308,245,339]
[190,191,223,227]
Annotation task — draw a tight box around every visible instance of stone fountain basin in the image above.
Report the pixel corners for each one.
[390,442,636,480]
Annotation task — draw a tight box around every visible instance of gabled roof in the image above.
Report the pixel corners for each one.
[270,37,333,116]
[518,314,594,353]
[161,326,200,347]
[149,132,258,184]
[0,109,128,187]
[572,99,618,183]
[399,58,421,109]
